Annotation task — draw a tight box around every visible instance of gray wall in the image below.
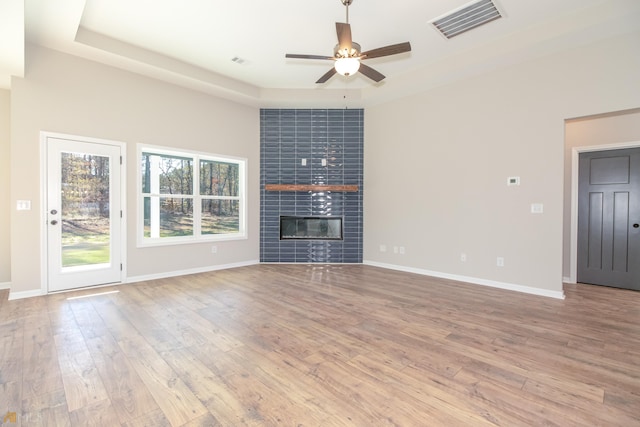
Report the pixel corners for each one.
[260,109,363,263]
[4,29,639,298]
[9,45,260,296]
[364,31,640,296]
[0,89,9,285]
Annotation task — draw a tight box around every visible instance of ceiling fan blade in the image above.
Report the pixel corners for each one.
[361,42,411,59]
[336,22,353,53]
[286,54,335,60]
[316,67,338,84]
[358,63,385,82]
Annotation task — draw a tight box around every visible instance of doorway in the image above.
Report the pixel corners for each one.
[577,147,640,290]
[45,134,124,292]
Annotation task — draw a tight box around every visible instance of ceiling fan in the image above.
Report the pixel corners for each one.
[285,0,412,84]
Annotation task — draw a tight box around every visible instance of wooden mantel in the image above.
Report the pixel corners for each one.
[265,184,359,192]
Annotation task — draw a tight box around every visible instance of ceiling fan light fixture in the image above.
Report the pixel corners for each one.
[285,0,411,83]
[334,57,360,76]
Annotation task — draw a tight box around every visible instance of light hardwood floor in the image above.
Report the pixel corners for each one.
[1,264,639,426]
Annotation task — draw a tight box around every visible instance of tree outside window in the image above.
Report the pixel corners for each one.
[139,146,245,245]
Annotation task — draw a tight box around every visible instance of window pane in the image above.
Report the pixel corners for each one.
[141,152,193,195]
[141,155,149,192]
[200,160,239,196]
[144,197,193,237]
[201,199,240,234]
[139,146,245,244]
[60,153,111,267]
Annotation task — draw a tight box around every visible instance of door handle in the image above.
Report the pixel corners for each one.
[50,209,58,215]
[50,220,58,225]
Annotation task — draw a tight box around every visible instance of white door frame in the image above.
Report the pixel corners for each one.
[569,140,640,284]
[40,131,127,294]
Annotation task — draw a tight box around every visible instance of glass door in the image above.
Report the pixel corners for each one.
[46,137,122,292]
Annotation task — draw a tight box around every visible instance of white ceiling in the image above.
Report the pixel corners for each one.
[2,0,640,107]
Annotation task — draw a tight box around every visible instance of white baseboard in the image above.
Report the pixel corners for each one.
[7,260,260,300]
[9,288,46,301]
[0,281,10,290]
[7,260,565,300]
[126,259,260,284]
[364,260,566,300]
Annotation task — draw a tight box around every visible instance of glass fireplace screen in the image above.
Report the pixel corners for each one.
[280,216,343,240]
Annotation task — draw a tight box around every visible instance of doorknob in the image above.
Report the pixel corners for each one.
[634,223,639,229]
[50,209,58,215]
[50,220,58,225]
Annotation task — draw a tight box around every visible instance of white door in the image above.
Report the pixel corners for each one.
[46,136,123,292]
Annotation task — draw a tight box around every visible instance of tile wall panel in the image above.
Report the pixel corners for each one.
[260,109,363,263]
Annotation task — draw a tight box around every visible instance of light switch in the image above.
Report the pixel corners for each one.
[301,158,307,166]
[16,200,31,211]
[321,159,327,166]
[531,203,543,214]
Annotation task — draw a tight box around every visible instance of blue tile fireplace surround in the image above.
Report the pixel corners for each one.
[260,109,363,263]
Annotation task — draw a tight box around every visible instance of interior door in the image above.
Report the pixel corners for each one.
[577,147,640,290]
[46,136,122,292]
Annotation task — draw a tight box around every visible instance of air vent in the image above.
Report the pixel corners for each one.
[431,0,502,39]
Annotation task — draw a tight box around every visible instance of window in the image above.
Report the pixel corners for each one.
[138,145,246,246]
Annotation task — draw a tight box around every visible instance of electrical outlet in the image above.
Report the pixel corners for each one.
[507,176,520,186]
[379,244,387,253]
[399,246,405,254]
[211,245,218,254]
[497,257,504,267]
[393,246,398,254]
[461,253,467,262]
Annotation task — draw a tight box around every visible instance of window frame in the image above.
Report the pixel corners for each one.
[137,144,247,247]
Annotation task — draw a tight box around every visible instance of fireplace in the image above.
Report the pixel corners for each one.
[280,216,343,240]
[260,108,363,263]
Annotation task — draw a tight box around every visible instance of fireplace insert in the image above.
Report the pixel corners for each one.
[280,216,343,240]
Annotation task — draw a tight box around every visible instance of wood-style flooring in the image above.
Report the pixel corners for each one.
[0,264,639,426]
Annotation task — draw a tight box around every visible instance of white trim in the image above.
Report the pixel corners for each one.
[40,134,47,296]
[9,289,46,300]
[563,276,575,284]
[126,259,259,284]
[40,131,128,294]
[569,140,640,284]
[0,282,11,290]
[7,261,564,300]
[136,143,248,248]
[364,260,566,299]
[121,149,128,283]
[9,260,260,300]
